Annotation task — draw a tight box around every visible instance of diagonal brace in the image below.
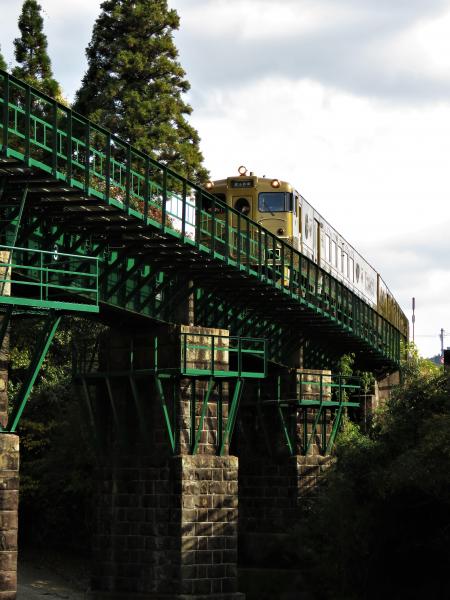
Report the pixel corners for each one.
[6,310,61,433]
[219,378,245,456]
[155,375,176,453]
[191,378,216,455]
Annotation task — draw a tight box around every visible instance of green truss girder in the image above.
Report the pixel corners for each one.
[0,67,405,371]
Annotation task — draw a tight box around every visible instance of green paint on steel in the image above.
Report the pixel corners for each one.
[191,378,216,455]
[0,244,99,312]
[155,376,176,454]
[7,311,61,432]
[267,371,364,455]
[277,374,295,456]
[219,378,244,456]
[9,184,27,250]
[180,333,267,379]
[0,68,405,368]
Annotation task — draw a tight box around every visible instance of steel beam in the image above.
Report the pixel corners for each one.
[6,310,61,433]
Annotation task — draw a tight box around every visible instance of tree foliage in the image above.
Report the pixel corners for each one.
[12,0,62,98]
[0,46,6,71]
[9,316,98,549]
[295,351,450,599]
[74,0,208,183]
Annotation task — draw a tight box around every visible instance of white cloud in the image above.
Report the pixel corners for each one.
[188,76,450,356]
[179,0,356,40]
[375,9,450,83]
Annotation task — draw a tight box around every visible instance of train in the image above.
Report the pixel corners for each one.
[203,166,409,338]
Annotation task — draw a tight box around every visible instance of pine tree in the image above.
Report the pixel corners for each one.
[0,46,6,71]
[74,0,208,183]
[12,0,61,98]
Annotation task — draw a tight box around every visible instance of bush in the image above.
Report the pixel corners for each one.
[295,350,450,599]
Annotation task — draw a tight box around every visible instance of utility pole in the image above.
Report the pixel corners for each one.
[412,297,415,345]
[440,328,445,357]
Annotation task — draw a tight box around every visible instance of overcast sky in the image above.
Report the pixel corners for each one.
[1,0,450,357]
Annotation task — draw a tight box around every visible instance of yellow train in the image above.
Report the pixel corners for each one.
[203,166,408,339]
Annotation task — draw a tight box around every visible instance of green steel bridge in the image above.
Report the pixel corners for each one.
[0,68,405,447]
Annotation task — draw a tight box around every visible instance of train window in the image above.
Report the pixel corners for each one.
[203,194,225,213]
[331,241,337,267]
[234,197,251,215]
[258,192,290,213]
[349,258,354,281]
[325,234,330,261]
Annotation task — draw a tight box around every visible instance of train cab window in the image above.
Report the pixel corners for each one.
[258,192,291,212]
[203,193,225,213]
[213,193,226,204]
[234,197,251,215]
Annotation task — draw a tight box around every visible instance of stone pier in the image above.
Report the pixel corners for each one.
[0,436,19,600]
[87,325,244,599]
[0,250,18,600]
[236,369,333,568]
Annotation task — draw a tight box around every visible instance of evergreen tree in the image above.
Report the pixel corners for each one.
[12,0,61,98]
[74,0,208,183]
[0,46,6,71]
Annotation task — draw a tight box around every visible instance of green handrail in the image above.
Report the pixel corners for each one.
[0,244,99,312]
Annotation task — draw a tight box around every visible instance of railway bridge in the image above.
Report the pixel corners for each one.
[0,69,405,599]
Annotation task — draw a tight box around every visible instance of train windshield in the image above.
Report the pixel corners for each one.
[258,192,292,213]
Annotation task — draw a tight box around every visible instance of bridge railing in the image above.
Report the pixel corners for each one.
[0,68,403,364]
[180,333,267,378]
[0,244,99,312]
[72,333,267,379]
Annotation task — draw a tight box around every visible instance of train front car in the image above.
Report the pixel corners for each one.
[205,166,297,249]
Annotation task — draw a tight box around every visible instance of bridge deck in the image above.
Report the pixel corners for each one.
[0,69,403,371]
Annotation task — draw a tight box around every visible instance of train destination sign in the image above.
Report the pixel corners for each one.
[230,179,254,188]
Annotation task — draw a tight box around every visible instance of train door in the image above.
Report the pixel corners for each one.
[293,193,300,248]
[315,219,321,264]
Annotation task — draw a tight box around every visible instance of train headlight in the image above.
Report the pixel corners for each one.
[277,228,285,235]
[205,181,214,190]
[271,179,280,188]
[238,165,248,176]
